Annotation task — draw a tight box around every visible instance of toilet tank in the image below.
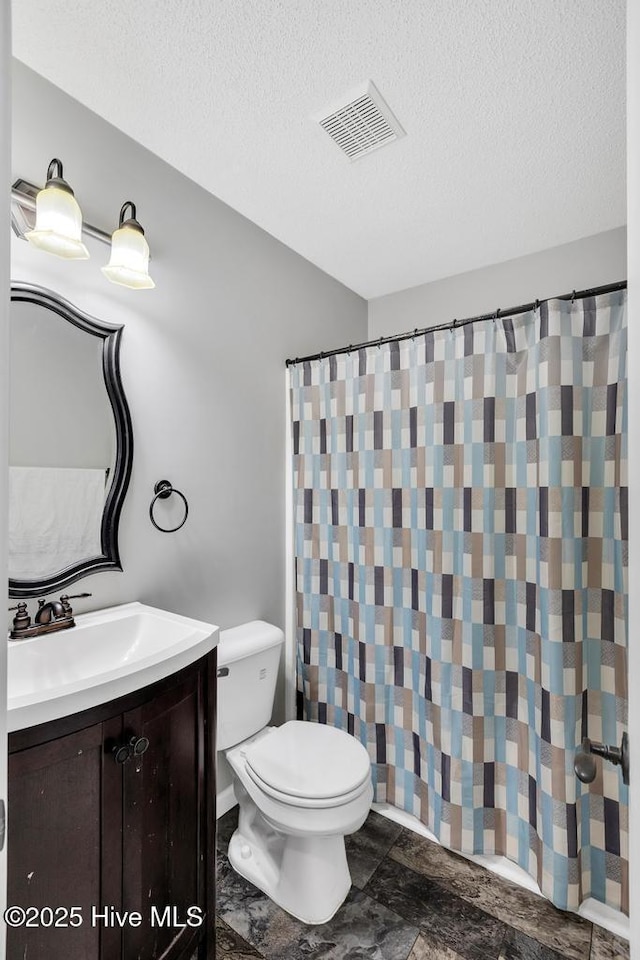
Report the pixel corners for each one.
[216,620,284,751]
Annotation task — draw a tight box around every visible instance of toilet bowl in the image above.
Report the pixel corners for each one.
[217,622,373,924]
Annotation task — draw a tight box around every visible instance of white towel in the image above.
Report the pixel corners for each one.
[9,466,106,579]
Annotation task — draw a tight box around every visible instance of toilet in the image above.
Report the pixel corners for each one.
[217,620,373,924]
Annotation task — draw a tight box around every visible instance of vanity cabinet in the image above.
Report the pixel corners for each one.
[7,651,217,960]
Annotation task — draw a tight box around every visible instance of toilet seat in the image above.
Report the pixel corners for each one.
[244,763,371,808]
[243,720,371,806]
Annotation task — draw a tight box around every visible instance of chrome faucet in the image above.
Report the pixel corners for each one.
[8,593,92,640]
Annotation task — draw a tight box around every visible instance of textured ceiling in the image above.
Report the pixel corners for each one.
[12,0,626,300]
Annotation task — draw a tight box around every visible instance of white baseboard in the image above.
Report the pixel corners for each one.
[216,784,238,819]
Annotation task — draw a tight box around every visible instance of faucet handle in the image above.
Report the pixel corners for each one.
[8,602,31,633]
[60,592,92,616]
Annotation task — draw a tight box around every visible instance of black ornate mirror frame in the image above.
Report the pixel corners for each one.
[8,282,134,598]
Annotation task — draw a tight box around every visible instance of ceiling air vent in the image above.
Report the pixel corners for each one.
[314,81,405,161]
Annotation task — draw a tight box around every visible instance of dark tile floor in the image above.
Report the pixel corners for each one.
[216,808,630,960]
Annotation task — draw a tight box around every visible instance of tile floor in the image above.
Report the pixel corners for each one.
[216,808,629,960]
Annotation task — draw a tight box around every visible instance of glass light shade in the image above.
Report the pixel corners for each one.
[101,224,155,289]
[24,185,89,260]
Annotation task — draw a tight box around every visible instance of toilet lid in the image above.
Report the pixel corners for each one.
[244,721,371,801]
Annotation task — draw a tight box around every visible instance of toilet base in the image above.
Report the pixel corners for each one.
[228,802,352,924]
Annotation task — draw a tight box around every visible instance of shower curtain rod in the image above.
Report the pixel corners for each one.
[285,280,627,367]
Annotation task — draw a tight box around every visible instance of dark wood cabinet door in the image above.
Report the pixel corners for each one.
[7,652,216,960]
[7,718,122,960]
[121,666,207,960]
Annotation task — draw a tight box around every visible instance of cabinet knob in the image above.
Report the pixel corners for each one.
[130,736,149,757]
[113,743,131,765]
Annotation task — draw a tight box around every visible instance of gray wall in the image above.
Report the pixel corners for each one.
[368,228,627,337]
[10,60,367,636]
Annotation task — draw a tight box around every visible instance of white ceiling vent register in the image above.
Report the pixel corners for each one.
[314,81,405,161]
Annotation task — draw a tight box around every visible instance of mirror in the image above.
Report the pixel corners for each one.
[8,282,133,598]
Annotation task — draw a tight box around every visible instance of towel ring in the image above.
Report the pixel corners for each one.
[149,480,189,533]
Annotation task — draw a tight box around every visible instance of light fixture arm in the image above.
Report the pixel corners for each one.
[46,158,64,181]
[45,157,74,196]
[118,201,144,234]
[119,200,136,223]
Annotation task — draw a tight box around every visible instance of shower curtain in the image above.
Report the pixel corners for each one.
[290,290,628,914]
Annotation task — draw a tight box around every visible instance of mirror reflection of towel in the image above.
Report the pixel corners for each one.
[9,466,106,579]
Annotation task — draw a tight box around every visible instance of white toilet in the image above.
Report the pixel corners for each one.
[217,620,373,924]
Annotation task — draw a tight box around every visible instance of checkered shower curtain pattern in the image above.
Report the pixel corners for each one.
[290,290,628,914]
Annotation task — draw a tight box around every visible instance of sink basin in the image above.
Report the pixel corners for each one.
[7,601,219,732]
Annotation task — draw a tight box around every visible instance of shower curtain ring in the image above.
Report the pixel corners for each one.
[571,290,577,302]
[496,308,501,319]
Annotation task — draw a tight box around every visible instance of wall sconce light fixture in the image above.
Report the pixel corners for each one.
[11,160,155,291]
[24,158,89,260]
[102,202,155,290]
